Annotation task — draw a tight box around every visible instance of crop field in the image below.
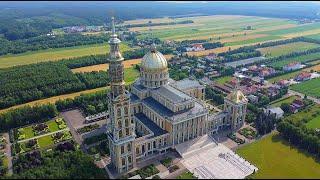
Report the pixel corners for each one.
[257,42,320,57]
[260,22,320,36]
[305,33,320,40]
[237,132,320,179]
[269,52,320,68]
[290,77,320,98]
[0,43,131,68]
[269,95,299,107]
[224,35,282,46]
[133,15,298,41]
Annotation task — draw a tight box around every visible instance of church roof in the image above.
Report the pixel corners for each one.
[226,89,248,103]
[141,45,168,71]
[154,85,191,104]
[172,78,203,90]
[135,113,168,138]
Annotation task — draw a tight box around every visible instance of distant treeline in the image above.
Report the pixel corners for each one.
[0,34,109,56]
[123,20,193,28]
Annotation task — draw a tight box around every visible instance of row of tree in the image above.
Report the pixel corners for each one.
[277,120,320,159]
[205,86,224,105]
[123,20,193,28]
[0,34,109,56]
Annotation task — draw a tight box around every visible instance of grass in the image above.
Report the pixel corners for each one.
[37,134,54,148]
[290,78,320,98]
[0,43,131,68]
[257,42,320,57]
[270,52,320,68]
[46,120,60,132]
[267,71,301,83]
[269,95,299,107]
[214,76,233,85]
[22,126,35,140]
[124,67,140,83]
[305,33,320,40]
[305,116,320,129]
[176,171,197,179]
[237,132,320,179]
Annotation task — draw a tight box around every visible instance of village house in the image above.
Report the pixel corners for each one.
[264,107,284,119]
[185,43,205,52]
[294,72,311,81]
[283,62,302,71]
[205,53,218,61]
[277,79,290,87]
[289,99,305,113]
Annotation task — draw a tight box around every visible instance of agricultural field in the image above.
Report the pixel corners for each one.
[305,33,320,40]
[290,78,320,98]
[260,22,320,36]
[0,43,131,68]
[224,35,282,46]
[269,95,299,107]
[237,132,320,179]
[132,15,298,41]
[269,52,320,68]
[258,42,320,57]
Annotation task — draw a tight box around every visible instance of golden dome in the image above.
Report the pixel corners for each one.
[141,45,168,71]
[226,90,248,103]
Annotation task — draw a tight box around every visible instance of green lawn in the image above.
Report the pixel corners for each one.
[237,132,320,179]
[269,95,299,107]
[257,42,320,57]
[214,76,233,85]
[290,78,320,98]
[270,52,320,68]
[22,126,35,140]
[176,172,197,179]
[306,116,320,129]
[46,120,60,132]
[37,134,54,148]
[0,43,131,68]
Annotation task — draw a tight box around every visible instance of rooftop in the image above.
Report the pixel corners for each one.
[134,113,168,137]
[172,78,203,90]
[142,97,207,123]
[154,85,192,104]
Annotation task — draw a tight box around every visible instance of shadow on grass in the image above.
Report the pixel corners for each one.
[271,133,320,164]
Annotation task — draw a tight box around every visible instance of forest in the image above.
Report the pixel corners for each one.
[0,34,109,56]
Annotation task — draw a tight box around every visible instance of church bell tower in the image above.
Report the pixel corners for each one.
[106,17,136,174]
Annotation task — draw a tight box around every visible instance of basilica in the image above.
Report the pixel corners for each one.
[106,17,248,175]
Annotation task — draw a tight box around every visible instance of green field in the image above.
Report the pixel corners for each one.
[269,95,299,107]
[261,22,320,36]
[46,119,61,132]
[37,134,54,148]
[270,52,320,68]
[224,35,282,46]
[22,127,35,140]
[305,33,320,40]
[290,78,320,98]
[214,76,233,85]
[258,42,320,57]
[306,116,320,129]
[0,43,130,68]
[237,132,320,179]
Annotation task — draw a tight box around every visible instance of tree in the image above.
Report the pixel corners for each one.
[280,103,291,114]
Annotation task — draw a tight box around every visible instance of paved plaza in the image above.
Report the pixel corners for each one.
[176,135,258,179]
